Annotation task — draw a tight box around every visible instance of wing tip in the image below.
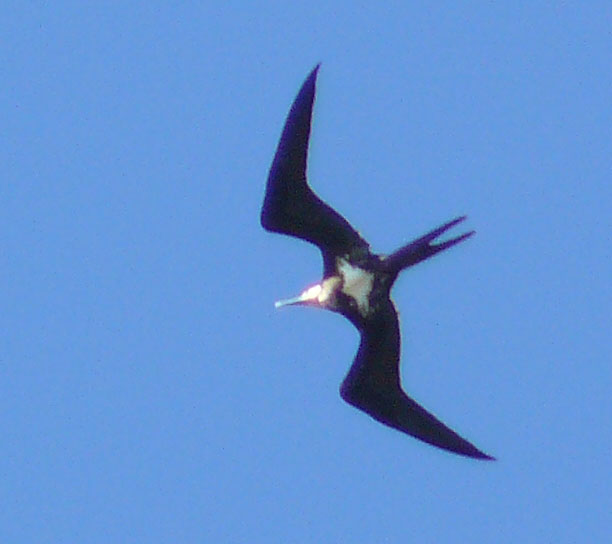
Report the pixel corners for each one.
[301,64,321,100]
[464,448,496,461]
[339,381,496,461]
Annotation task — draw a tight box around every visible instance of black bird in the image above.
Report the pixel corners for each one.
[261,65,493,460]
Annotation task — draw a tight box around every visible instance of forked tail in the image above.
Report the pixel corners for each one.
[382,216,474,274]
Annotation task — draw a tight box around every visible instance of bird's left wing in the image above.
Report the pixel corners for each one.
[261,65,369,265]
[340,301,494,460]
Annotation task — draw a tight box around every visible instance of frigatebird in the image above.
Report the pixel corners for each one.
[261,65,493,460]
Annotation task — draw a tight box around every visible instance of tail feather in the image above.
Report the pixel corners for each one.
[383,216,474,274]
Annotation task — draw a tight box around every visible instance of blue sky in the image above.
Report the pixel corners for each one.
[2,2,611,542]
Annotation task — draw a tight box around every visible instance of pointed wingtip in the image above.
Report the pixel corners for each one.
[307,63,321,85]
[471,450,496,461]
[341,371,496,462]
[434,439,495,461]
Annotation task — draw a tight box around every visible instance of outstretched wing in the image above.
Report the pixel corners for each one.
[340,301,494,460]
[261,65,369,265]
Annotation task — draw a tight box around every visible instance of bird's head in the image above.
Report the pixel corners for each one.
[275,276,341,310]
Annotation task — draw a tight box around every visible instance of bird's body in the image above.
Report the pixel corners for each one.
[261,65,493,460]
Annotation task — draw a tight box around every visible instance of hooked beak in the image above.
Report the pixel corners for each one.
[274,284,322,308]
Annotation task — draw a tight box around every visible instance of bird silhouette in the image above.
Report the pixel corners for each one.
[261,65,493,460]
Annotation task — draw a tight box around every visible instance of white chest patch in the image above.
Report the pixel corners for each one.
[338,259,375,314]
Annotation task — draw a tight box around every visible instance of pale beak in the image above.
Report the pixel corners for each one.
[274,284,322,308]
[275,294,309,308]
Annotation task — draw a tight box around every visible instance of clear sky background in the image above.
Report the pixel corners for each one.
[2,2,611,542]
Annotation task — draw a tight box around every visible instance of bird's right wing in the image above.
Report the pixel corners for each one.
[261,65,369,267]
[340,301,494,460]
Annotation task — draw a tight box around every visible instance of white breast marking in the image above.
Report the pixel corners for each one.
[338,259,374,314]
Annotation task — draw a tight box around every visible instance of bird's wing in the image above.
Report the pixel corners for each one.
[261,65,369,267]
[340,301,494,460]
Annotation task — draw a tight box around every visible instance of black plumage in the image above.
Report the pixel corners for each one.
[261,65,493,460]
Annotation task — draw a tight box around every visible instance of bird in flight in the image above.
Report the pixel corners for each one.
[261,65,493,460]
